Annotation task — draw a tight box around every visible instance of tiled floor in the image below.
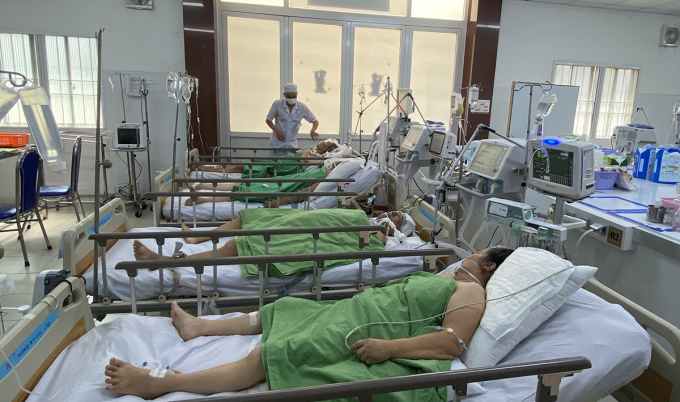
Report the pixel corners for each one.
[0,203,623,401]
[0,201,153,333]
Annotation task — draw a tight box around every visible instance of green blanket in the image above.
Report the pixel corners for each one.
[236,208,384,277]
[241,152,304,178]
[233,167,326,203]
[260,272,457,402]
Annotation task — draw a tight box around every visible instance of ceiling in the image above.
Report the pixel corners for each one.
[523,0,680,16]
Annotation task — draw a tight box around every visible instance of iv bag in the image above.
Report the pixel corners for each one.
[167,72,181,103]
[18,85,67,173]
[536,92,557,119]
[181,76,194,104]
[0,81,19,122]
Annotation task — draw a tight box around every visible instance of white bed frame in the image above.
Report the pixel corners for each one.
[0,277,94,402]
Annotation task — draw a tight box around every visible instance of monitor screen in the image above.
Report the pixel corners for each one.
[468,142,508,178]
[428,131,446,155]
[117,127,140,146]
[532,147,574,187]
[402,126,425,151]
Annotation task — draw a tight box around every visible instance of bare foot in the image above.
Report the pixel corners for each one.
[105,358,176,398]
[181,224,200,245]
[133,240,160,261]
[171,301,203,341]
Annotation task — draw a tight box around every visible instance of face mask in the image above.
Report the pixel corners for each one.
[286,98,297,105]
[454,258,483,287]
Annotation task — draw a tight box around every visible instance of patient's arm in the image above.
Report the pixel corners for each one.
[349,282,485,364]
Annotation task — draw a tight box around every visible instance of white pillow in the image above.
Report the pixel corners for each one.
[460,248,597,369]
[312,159,363,196]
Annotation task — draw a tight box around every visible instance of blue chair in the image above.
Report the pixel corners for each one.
[0,145,52,267]
[40,136,86,222]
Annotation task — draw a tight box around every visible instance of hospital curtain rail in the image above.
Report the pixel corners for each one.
[171,357,591,402]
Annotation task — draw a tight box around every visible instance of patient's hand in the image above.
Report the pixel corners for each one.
[264,198,288,208]
[349,338,391,365]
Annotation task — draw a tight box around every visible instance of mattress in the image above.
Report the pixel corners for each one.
[462,288,651,402]
[83,227,428,301]
[162,162,380,221]
[27,289,651,402]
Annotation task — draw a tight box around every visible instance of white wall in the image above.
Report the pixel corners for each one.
[0,0,185,200]
[491,0,680,142]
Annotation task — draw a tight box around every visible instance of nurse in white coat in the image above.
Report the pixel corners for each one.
[266,83,320,154]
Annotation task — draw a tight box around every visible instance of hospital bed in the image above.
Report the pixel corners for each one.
[4,254,680,401]
[63,198,448,313]
[153,158,381,225]
[1,277,594,402]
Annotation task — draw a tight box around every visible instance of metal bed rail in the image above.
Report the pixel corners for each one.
[196,155,328,161]
[175,357,592,402]
[210,146,301,156]
[148,190,360,226]
[90,225,387,308]
[112,247,453,314]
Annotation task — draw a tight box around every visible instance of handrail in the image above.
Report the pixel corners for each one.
[174,357,591,402]
[197,155,327,161]
[90,225,385,243]
[173,178,355,184]
[190,161,324,167]
[115,248,452,276]
[145,191,360,200]
[211,146,302,152]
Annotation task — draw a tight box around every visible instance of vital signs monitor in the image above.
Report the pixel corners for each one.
[528,138,595,200]
[467,139,525,192]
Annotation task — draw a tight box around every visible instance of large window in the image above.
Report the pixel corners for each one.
[351,26,401,136]
[226,16,281,133]
[553,64,639,140]
[0,33,98,128]
[292,21,343,135]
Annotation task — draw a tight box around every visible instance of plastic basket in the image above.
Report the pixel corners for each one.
[0,133,29,148]
[594,170,619,190]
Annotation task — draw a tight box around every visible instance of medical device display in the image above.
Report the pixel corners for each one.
[116,123,142,149]
[485,198,567,254]
[528,138,595,201]
[428,130,456,158]
[615,124,657,155]
[467,139,525,193]
[400,124,431,160]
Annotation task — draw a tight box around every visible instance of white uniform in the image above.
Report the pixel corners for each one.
[266,99,316,150]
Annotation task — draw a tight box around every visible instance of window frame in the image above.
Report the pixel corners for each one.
[217,1,467,145]
[552,61,641,146]
[0,32,100,132]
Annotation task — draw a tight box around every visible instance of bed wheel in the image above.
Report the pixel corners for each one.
[142,204,147,210]
[55,205,60,211]
[27,224,31,230]
[150,205,153,212]
[135,211,142,218]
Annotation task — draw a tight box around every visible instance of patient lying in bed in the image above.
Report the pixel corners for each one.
[105,247,514,400]
[134,209,415,278]
[191,139,344,175]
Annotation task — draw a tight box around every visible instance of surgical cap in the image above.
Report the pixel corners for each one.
[284,83,298,93]
[401,213,416,237]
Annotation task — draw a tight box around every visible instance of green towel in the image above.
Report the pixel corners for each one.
[233,167,327,203]
[260,272,457,402]
[242,152,304,178]
[236,208,384,277]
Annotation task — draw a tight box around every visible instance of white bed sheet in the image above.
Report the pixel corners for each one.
[162,162,379,221]
[28,289,651,402]
[83,227,428,301]
[461,288,651,402]
[188,171,242,180]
